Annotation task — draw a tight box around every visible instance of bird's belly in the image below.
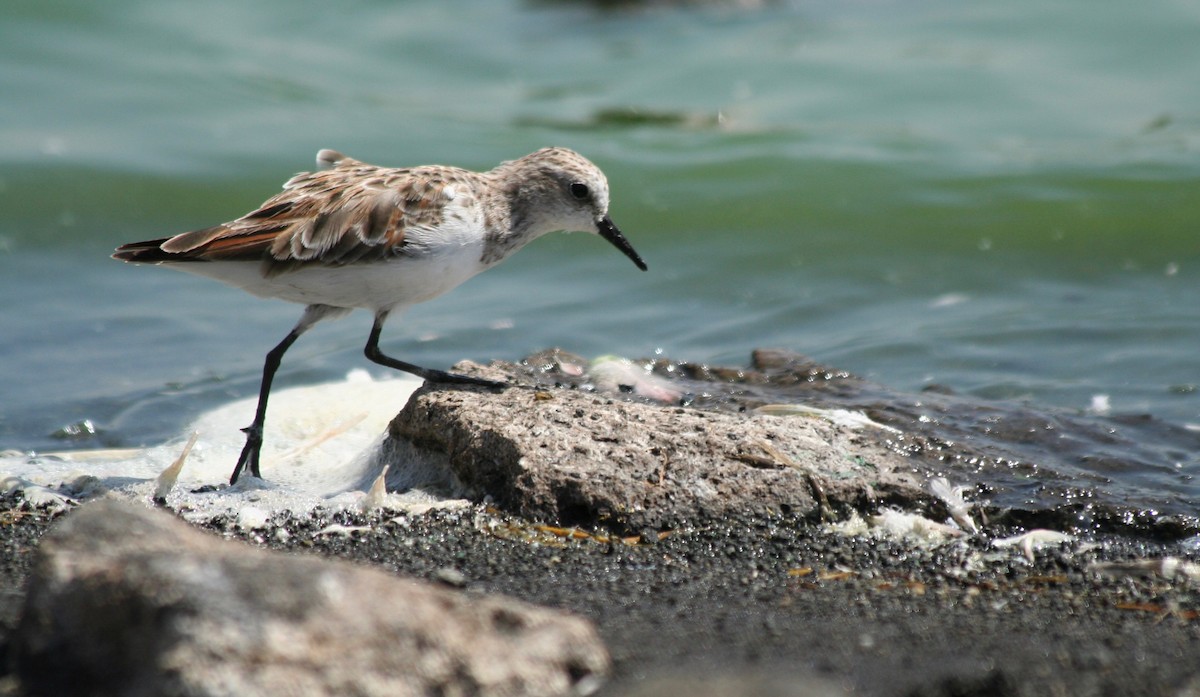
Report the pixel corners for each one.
[172,251,489,311]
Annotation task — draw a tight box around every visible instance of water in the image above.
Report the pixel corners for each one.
[2,0,1199,521]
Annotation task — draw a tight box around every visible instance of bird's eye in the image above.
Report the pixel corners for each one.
[569,182,589,200]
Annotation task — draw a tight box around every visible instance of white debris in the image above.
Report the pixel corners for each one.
[589,356,683,403]
[18,485,76,512]
[826,510,871,537]
[828,509,964,544]
[992,530,1075,561]
[1,475,77,512]
[154,432,199,502]
[314,523,373,538]
[870,508,966,541]
[755,404,901,433]
[395,499,472,519]
[235,507,272,532]
[928,477,978,534]
[1089,557,1200,582]
[359,465,391,512]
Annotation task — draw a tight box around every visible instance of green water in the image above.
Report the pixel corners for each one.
[2,0,1199,498]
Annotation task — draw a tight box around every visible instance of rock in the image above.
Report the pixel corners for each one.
[388,361,924,532]
[12,500,609,697]
[615,671,849,697]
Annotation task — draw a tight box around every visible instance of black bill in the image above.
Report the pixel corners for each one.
[596,215,648,271]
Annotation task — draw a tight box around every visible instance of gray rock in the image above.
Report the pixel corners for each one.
[388,360,924,532]
[12,500,609,697]
[616,672,849,697]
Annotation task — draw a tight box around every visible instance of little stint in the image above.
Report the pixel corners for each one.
[114,147,647,484]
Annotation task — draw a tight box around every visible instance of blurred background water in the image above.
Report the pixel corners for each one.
[2,0,1198,500]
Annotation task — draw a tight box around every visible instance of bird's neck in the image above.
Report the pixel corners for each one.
[480,170,562,265]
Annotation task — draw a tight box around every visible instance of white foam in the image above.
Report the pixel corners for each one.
[1,371,464,521]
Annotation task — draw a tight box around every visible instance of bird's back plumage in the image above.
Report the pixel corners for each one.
[113,152,494,279]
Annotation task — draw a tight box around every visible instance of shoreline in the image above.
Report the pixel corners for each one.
[4,352,1200,695]
[3,502,1200,695]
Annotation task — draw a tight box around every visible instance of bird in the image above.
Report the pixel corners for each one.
[113,147,648,485]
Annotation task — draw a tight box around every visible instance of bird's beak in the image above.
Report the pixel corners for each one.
[596,216,647,271]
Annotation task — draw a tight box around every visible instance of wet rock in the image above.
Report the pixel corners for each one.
[439,348,1200,538]
[388,361,925,532]
[12,500,609,697]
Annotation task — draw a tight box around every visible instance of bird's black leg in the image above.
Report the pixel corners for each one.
[228,307,327,484]
[363,310,506,389]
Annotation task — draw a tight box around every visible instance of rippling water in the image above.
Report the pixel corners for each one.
[2,0,1198,518]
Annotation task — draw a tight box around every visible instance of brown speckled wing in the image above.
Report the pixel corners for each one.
[154,157,472,277]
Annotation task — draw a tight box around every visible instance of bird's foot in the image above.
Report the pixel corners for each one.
[229,426,264,484]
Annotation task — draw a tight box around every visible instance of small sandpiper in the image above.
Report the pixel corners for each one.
[114,147,647,484]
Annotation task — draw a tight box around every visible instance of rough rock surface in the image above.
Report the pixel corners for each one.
[12,500,608,697]
[388,360,927,533]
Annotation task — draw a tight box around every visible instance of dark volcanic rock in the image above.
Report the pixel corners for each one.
[388,361,926,533]
[12,501,608,697]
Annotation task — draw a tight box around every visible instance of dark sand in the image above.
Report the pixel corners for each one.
[3,503,1199,696]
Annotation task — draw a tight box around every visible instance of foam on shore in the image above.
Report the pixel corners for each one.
[0,370,462,522]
